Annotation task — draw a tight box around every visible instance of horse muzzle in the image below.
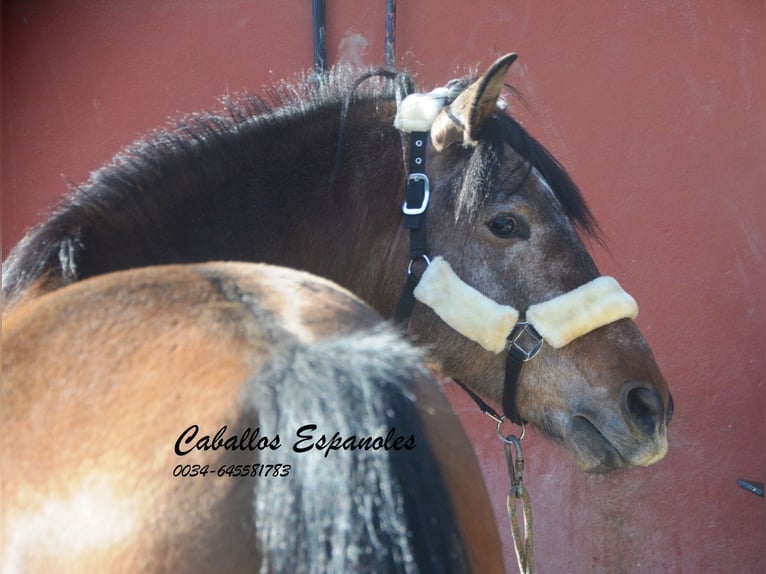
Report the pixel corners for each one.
[565,382,673,473]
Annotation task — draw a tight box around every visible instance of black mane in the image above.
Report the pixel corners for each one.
[3,65,597,305]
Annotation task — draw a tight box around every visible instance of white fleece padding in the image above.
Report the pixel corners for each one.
[526,276,638,349]
[413,257,519,353]
[393,88,450,133]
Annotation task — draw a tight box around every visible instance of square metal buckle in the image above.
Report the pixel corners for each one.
[402,173,431,215]
[506,321,544,361]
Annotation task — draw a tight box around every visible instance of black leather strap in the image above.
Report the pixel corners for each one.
[503,346,527,425]
[452,350,526,426]
[403,132,429,259]
[453,378,504,423]
[395,131,430,328]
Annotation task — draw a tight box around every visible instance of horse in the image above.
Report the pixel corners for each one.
[3,53,672,471]
[3,45,673,484]
[2,262,505,573]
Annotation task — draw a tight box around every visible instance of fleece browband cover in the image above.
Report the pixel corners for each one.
[393,89,507,134]
[393,89,450,133]
[413,256,638,353]
[413,257,519,354]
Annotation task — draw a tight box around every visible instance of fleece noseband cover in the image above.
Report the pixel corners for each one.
[413,257,519,354]
[526,276,638,348]
[413,257,638,354]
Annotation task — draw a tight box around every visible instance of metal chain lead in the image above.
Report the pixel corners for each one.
[501,430,535,574]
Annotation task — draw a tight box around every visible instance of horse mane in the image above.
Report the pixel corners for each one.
[250,326,469,573]
[496,111,600,237]
[1,67,404,303]
[2,63,598,305]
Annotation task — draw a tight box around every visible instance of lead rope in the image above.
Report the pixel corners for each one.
[452,379,535,573]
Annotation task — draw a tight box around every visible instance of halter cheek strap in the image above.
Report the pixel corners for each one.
[392,89,451,325]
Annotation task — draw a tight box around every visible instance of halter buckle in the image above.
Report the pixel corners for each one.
[506,321,544,361]
[402,174,431,215]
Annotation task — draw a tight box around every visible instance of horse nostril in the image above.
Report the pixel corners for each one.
[624,386,664,436]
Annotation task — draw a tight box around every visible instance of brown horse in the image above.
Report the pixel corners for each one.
[2,262,505,573]
[3,53,672,469]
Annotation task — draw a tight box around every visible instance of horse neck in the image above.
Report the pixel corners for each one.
[85,98,408,315]
[294,105,411,312]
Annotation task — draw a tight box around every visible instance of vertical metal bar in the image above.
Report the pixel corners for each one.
[312,0,327,74]
[385,0,396,68]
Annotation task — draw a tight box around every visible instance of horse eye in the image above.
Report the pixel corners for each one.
[488,214,519,238]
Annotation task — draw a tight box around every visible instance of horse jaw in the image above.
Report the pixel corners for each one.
[515,320,673,473]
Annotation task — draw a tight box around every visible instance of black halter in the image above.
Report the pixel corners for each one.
[393,131,543,426]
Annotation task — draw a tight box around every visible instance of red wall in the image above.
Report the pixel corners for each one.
[3,2,764,571]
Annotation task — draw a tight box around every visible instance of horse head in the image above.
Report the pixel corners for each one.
[400,54,673,473]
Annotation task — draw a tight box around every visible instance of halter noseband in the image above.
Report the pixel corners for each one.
[392,89,638,425]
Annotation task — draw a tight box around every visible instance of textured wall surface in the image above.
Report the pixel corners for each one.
[3,2,764,571]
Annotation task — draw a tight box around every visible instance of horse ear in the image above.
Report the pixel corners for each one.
[431,53,518,152]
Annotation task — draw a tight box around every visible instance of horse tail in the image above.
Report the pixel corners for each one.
[250,326,471,574]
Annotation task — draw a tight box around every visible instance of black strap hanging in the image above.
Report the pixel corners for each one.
[502,322,543,424]
[385,0,396,68]
[312,0,327,75]
[503,347,527,425]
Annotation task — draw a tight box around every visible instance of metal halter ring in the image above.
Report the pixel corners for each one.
[497,417,526,443]
[407,254,431,278]
[506,321,544,361]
